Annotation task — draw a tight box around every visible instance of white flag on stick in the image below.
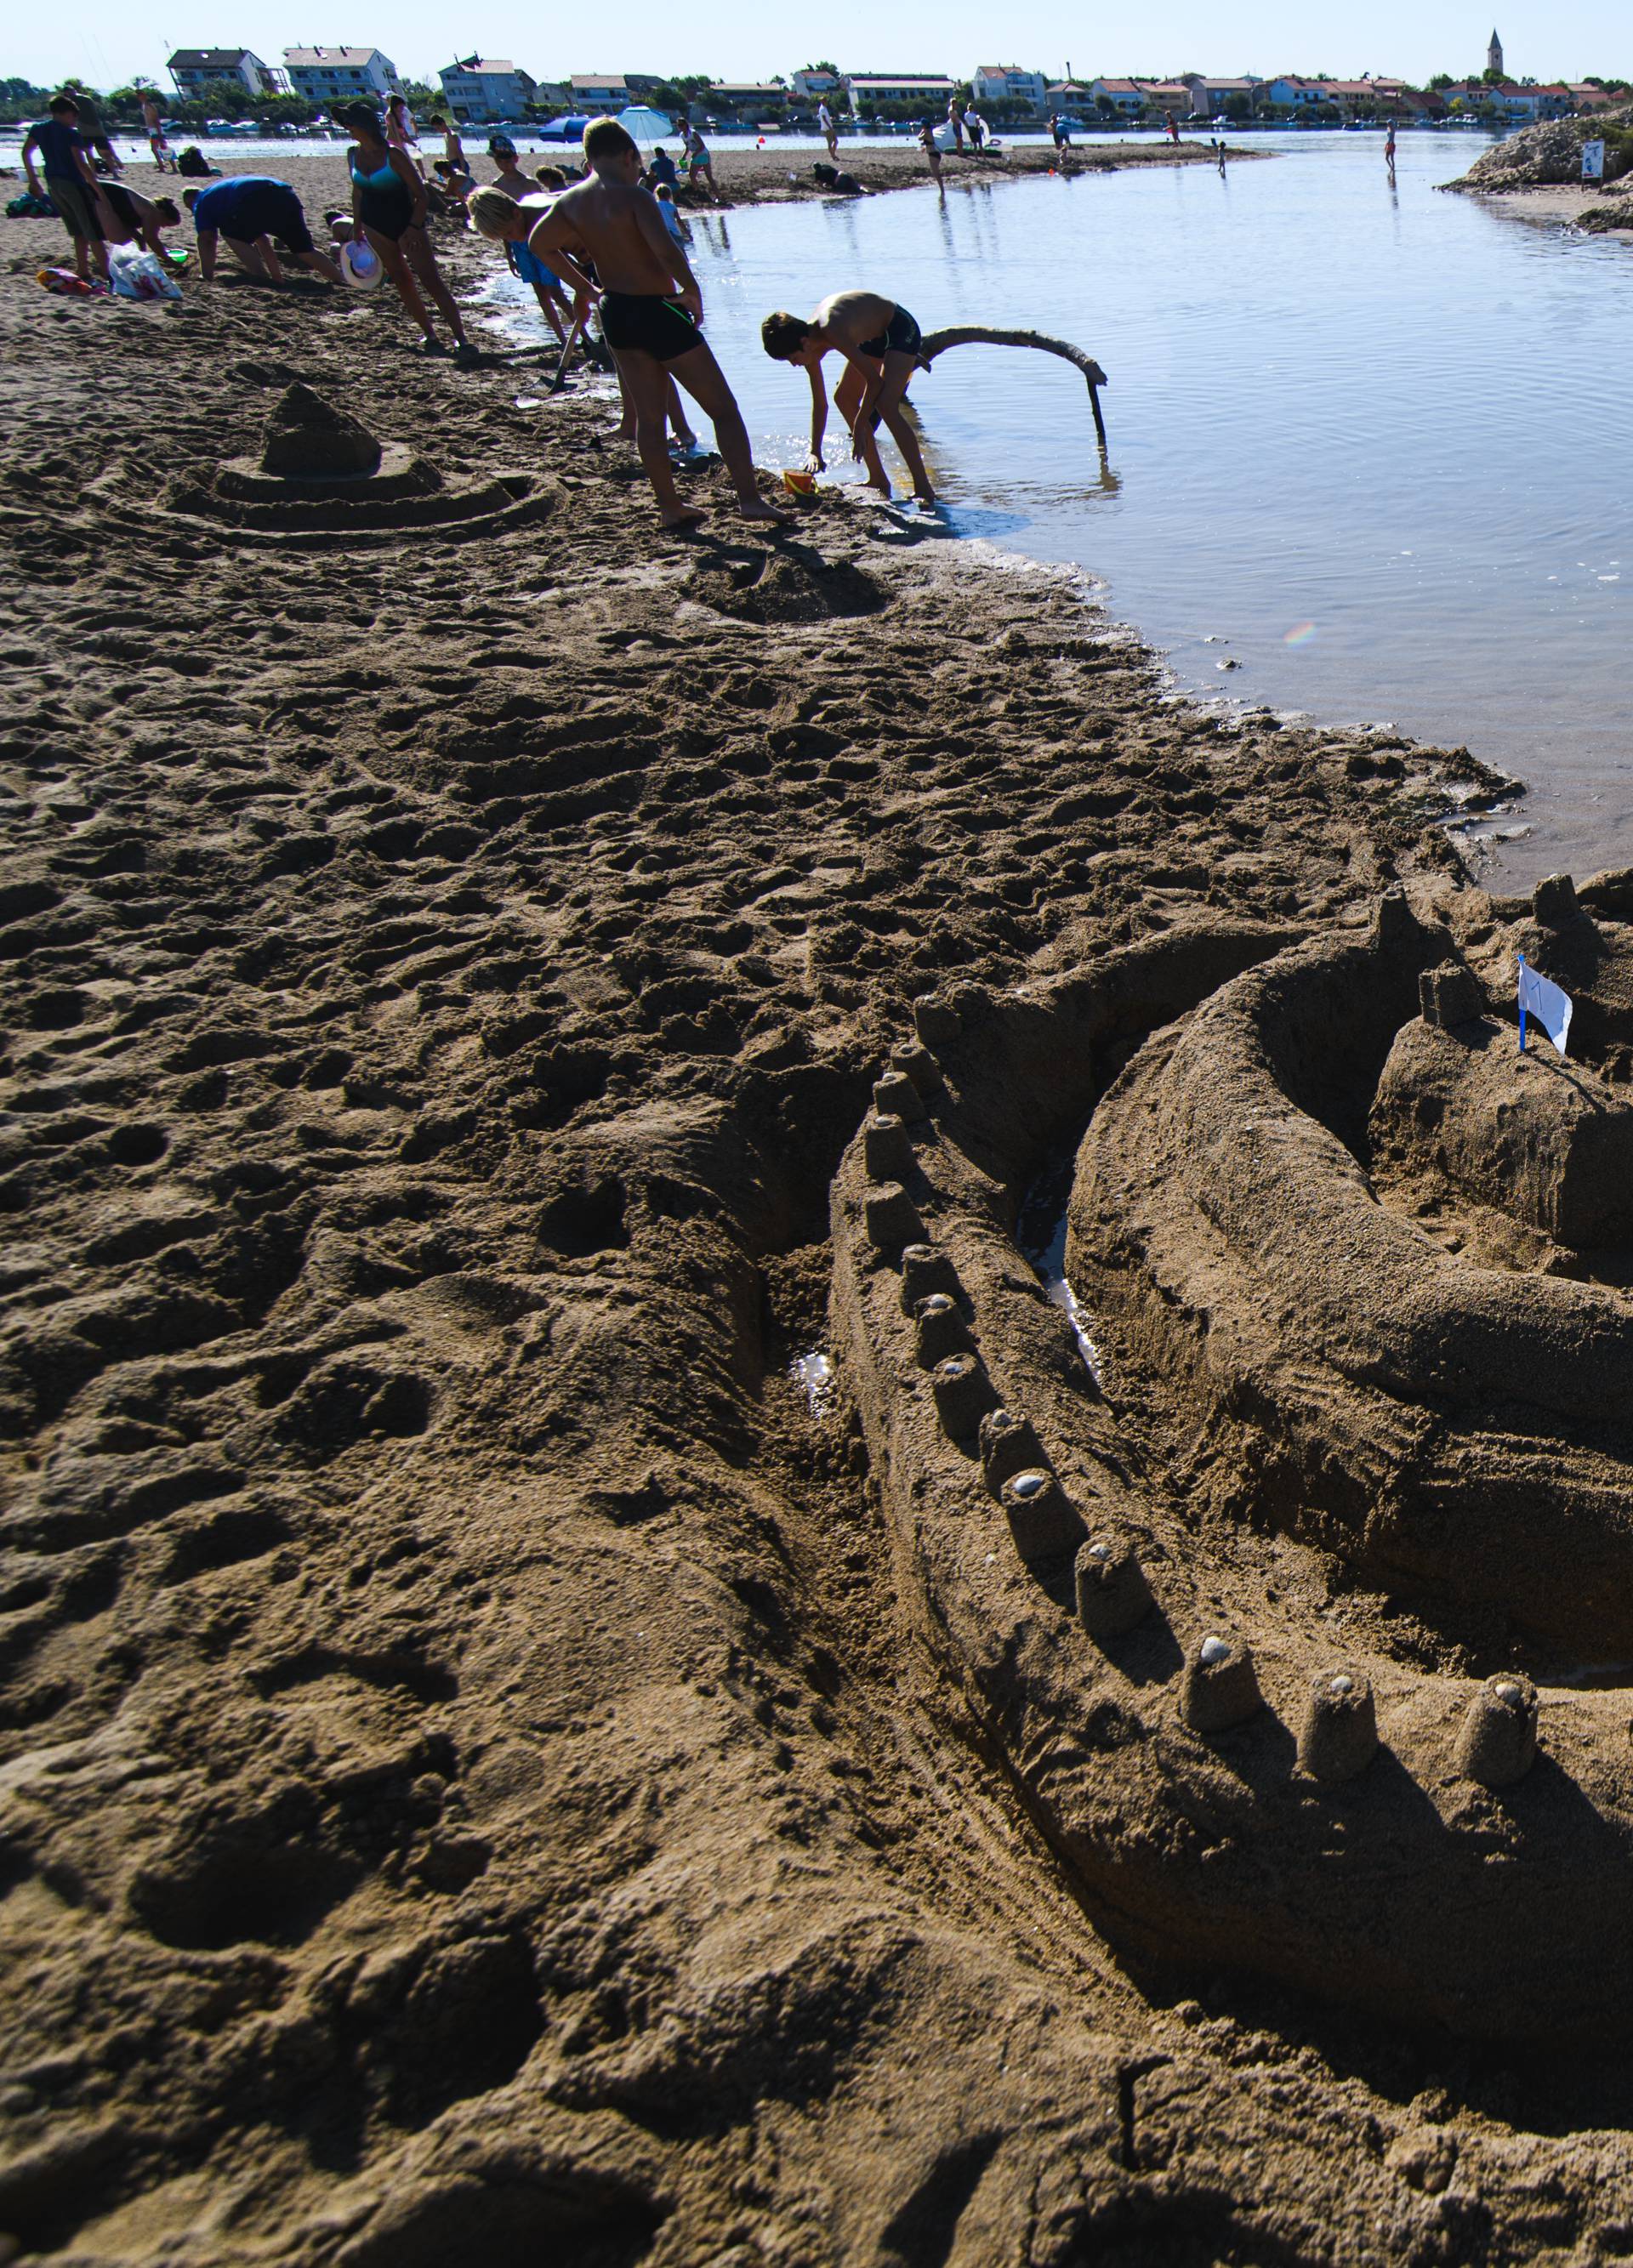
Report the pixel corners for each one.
[1517,954,1572,1056]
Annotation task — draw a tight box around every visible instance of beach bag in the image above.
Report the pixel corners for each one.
[37,265,94,294]
[9,190,58,218]
[176,146,212,178]
[108,246,182,300]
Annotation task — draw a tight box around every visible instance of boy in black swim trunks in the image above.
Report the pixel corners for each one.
[760,292,936,505]
[469,117,788,532]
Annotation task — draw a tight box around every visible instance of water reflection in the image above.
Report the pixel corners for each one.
[683,130,1633,888]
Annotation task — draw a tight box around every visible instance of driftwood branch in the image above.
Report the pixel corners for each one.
[917,326,1109,446]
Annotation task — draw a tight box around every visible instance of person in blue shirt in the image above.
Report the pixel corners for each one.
[22,95,110,284]
[182,175,343,284]
[645,145,678,191]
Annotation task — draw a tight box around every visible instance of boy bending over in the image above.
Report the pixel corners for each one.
[761,292,935,505]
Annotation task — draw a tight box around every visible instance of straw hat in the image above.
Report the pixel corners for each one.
[339,238,384,290]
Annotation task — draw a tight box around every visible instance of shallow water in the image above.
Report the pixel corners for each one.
[637,131,1632,890]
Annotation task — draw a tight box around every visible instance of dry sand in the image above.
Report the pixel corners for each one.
[6,148,1633,2267]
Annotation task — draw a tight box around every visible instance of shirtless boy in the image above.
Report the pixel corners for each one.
[760,291,935,505]
[469,117,787,531]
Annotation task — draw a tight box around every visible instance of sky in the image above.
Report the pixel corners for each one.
[18,2,1633,98]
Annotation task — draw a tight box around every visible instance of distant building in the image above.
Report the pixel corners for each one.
[1568,82,1624,112]
[1089,78,1149,118]
[790,68,840,98]
[167,48,273,98]
[1488,28,1505,77]
[437,57,537,123]
[1444,77,1573,120]
[1181,75,1262,117]
[709,83,791,115]
[1263,76,1329,110]
[567,74,631,109]
[971,65,1047,108]
[282,47,400,105]
[842,72,959,112]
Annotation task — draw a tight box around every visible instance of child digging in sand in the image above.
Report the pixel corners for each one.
[760,292,936,506]
[469,117,788,531]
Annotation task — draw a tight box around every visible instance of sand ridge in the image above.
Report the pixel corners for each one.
[7,156,1633,2266]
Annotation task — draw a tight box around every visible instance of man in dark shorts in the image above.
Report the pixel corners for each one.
[760,291,936,505]
[468,117,788,531]
[21,94,110,284]
[182,176,343,283]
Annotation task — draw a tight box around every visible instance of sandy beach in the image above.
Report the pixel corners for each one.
[12,145,1633,2266]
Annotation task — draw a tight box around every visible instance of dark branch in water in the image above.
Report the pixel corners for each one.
[917,327,1110,446]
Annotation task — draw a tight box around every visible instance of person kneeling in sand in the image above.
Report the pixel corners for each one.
[469,117,788,531]
[760,292,936,505]
[182,177,343,285]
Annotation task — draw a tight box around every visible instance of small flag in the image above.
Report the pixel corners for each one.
[1517,953,1572,1057]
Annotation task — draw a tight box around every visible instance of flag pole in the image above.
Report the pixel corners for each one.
[1518,952,1528,1053]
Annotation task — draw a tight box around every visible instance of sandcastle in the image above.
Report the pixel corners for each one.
[139,383,555,546]
[830,873,1633,2040]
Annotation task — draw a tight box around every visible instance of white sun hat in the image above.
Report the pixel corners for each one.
[339,237,384,290]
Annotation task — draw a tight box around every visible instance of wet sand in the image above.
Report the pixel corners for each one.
[1453,179,1633,240]
[10,152,1633,2267]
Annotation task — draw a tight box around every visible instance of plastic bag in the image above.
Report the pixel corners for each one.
[108,247,182,301]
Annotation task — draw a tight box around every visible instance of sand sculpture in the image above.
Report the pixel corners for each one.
[832,874,1633,2038]
[101,384,556,546]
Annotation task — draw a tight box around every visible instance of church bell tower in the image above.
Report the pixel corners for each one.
[1487,27,1504,76]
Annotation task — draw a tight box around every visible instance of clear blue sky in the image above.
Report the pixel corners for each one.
[20,2,1632,96]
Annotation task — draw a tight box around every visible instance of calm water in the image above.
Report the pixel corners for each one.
[490,131,1629,889]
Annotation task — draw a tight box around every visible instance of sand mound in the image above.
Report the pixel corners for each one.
[259,383,384,480]
[1449,108,1633,190]
[688,546,885,622]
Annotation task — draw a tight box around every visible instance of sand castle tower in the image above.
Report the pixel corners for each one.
[1487,27,1504,76]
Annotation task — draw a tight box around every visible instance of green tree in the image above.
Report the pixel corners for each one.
[1428,74,1454,90]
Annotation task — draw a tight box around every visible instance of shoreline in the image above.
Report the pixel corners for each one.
[3,142,1606,2268]
[700,135,1256,202]
[1448,179,1633,239]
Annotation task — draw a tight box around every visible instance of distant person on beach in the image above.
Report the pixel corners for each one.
[183,177,343,283]
[964,105,985,151]
[646,145,678,191]
[70,92,121,177]
[431,117,472,187]
[1385,122,1397,169]
[760,290,936,507]
[818,100,839,159]
[917,119,942,184]
[469,117,789,530]
[142,93,175,173]
[340,104,473,356]
[387,93,426,178]
[654,182,691,243]
[946,96,965,153]
[681,122,717,201]
[23,97,111,285]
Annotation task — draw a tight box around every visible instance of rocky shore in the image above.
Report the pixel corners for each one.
[13,156,1633,2268]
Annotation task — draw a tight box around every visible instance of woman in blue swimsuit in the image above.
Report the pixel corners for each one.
[340,104,471,357]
